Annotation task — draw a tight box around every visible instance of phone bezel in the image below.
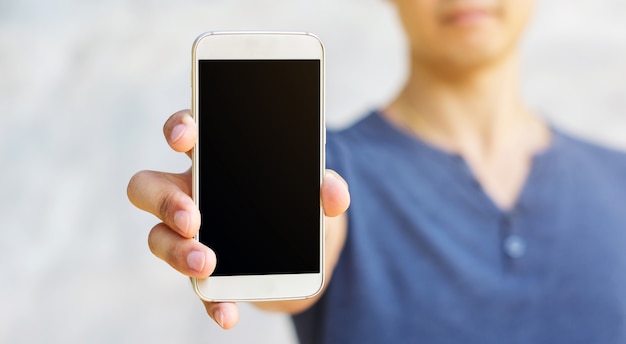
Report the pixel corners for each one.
[190,31,325,302]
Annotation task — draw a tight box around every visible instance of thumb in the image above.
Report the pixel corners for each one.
[321,170,350,217]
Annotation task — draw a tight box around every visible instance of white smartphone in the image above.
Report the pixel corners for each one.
[190,31,325,302]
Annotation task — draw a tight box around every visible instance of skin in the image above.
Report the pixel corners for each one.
[127,110,350,328]
[386,0,549,209]
[128,0,550,329]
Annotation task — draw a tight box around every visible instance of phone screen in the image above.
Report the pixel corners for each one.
[197,59,321,276]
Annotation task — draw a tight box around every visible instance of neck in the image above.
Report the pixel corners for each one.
[384,51,552,210]
[385,51,547,156]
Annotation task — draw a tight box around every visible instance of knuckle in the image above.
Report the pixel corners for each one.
[157,189,177,222]
[147,236,156,256]
[147,224,161,256]
[171,241,187,268]
[148,223,183,268]
[127,170,149,203]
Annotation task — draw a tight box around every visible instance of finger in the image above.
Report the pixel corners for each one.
[204,302,240,330]
[163,109,197,158]
[148,222,216,278]
[321,170,351,217]
[127,169,200,238]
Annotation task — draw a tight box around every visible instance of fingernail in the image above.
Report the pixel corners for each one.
[174,210,190,233]
[214,309,225,328]
[170,124,185,143]
[325,171,348,189]
[187,250,206,272]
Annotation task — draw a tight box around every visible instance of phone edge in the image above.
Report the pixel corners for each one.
[189,31,326,302]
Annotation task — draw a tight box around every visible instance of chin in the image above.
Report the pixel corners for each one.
[454,43,506,66]
[426,34,515,74]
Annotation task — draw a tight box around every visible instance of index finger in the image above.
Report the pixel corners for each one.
[163,109,197,158]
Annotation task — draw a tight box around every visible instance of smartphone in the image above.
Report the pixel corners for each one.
[190,31,325,302]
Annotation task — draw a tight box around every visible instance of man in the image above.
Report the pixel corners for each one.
[128,0,626,342]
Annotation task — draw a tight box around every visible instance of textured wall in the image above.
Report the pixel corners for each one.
[1,0,624,343]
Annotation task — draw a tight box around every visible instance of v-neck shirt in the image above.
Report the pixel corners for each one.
[293,110,626,344]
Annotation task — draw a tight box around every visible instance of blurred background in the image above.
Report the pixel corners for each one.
[1,0,624,343]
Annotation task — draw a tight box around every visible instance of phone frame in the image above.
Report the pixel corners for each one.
[190,31,325,302]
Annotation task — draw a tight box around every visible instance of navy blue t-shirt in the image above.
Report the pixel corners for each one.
[293,110,626,344]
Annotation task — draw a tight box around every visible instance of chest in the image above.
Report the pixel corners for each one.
[320,167,626,342]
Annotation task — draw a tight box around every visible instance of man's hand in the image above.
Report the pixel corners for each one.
[127,109,350,329]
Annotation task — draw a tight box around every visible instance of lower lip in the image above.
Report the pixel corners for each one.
[445,10,492,26]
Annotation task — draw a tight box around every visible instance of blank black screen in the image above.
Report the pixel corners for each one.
[198,60,321,276]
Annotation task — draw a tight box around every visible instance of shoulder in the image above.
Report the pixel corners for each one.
[555,129,626,163]
[326,109,407,159]
[551,128,626,181]
[327,111,381,146]
[325,110,381,173]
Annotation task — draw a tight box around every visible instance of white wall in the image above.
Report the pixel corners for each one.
[1,0,624,343]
